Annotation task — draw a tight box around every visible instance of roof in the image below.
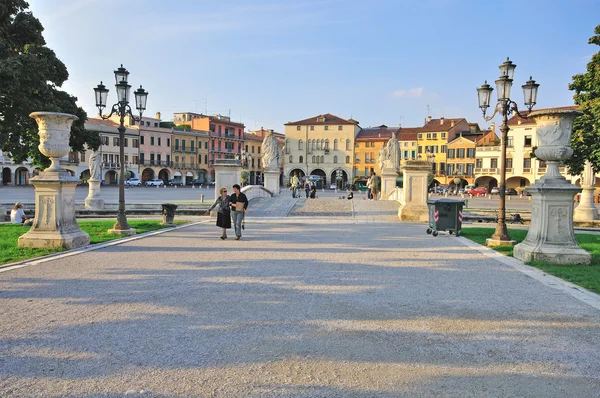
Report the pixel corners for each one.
[285,113,359,126]
[85,118,119,127]
[244,133,263,142]
[355,126,399,141]
[419,117,468,133]
[397,127,420,141]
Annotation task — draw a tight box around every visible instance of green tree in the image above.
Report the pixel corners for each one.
[0,0,100,167]
[566,24,600,175]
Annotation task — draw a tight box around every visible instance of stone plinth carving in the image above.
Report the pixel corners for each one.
[398,160,430,222]
[18,112,90,249]
[514,109,591,265]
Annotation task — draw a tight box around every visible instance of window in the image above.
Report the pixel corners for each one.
[371,142,375,147]
[345,155,350,163]
[523,157,531,168]
[324,125,329,131]
[507,136,513,147]
[190,141,194,152]
[457,148,465,158]
[139,153,145,164]
[447,149,455,158]
[441,133,446,139]
[150,136,154,145]
[466,163,474,175]
[334,139,338,150]
[524,135,532,147]
[113,137,120,146]
[310,126,314,131]
[204,154,207,164]
[365,142,369,148]
[296,126,301,131]
[355,154,360,162]
[312,155,315,163]
[476,159,482,168]
[325,139,329,150]
[149,153,155,164]
[154,122,158,127]
[298,139,304,150]
[175,139,180,150]
[418,146,423,154]
[102,136,109,145]
[491,158,498,168]
[285,139,290,153]
[447,164,454,175]
[146,121,150,126]
[158,137,162,146]
[346,139,351,150]
[198,154,202,163]
[441,145,447,154]
[539,160,547,169]
[299,155,303,163]
[432,133,437,139]
[506,158,513,168]
[167,138,170,147]
[333,156,338,163]
[467,148,475,158]
[338,126,342,130]
[124,138,128,147]
[167,155,171,164]
[204,141,208,149]
[418,133,422,139]
[426,133,432,139]
[289,156,293,163]
[365,167,369,176]
[182,139,186,151]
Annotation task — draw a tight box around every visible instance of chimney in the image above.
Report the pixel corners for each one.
[427,116,432,123]
[450,120,455,127]
[156,111,161,120]
[440,117,445,125]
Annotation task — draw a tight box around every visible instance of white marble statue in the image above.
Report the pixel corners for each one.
[261,130,278,171]
[277,144,284,169]
[384,132,400,170]
[89,150,102,181]
[377,145,387,171]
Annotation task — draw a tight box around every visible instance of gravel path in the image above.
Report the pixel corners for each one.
[1,200,600,397]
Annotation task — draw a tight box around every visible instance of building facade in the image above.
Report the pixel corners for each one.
[354,125,398,178]
[284,113,359,186]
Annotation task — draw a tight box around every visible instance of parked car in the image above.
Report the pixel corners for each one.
[126,178,141,186]
[208,181,215,186]
[145,178,164,187]
[190,178,205,187]
[167,178,183,186]
[467,187,487,196]
[430,185,449,194]
[330,183,338,189]
[491,187,518,195]
[353,178,369,192]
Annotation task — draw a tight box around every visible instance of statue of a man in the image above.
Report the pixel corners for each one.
[383,132,400,171]
[277,144,284,169]
[378,145,387,171]
[89,150,102,181]
[261,130,278,171]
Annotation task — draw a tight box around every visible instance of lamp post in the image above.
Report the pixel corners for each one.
[477,57,539,246]
[94,65,148,235]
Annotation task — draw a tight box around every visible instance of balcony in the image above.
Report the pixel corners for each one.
[172,163,197,170]
[523,168,531,173]
[102,162,120,169]
[477,146,501,152]
[141,161,173,167]
[474,168,500,174]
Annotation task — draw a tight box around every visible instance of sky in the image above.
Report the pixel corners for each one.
[28,0,600,132]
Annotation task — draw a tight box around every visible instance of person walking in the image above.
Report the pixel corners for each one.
[370,172,379,200]
[205,187,231,239]
[304,178,311,198]
[229,184,248,240]
[366,176,373,200]
[290,172,299,198]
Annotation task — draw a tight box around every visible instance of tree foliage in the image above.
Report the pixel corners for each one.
[0,0,100,167]
[566,24,600,175]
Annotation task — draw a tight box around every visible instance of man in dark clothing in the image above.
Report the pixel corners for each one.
[229,184,248,240]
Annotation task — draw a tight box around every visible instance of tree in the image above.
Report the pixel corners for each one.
[566,24,600,175]
[0,0,100,167]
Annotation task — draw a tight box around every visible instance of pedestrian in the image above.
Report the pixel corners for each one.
[10,202,33,226]
[366,176,372,200]
[229,184,248,240]
[304,178,311,198]
[205,187,231,239]
[309,181,317,199]
[290,172,299,198]
[370,172,379,200]
[347,189,354,200]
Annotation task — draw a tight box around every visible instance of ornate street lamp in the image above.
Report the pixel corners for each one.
[94,64,148,235]
[477,57,539,246]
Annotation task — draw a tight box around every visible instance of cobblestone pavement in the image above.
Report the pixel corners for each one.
[1,199,600,397]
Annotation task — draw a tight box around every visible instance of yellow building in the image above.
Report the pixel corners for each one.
[354,125,398,177]
[417,117,471,185]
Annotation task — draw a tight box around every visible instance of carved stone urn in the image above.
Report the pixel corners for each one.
[30,112,79,173]
[18,112,90,249]
[513,108,591,265]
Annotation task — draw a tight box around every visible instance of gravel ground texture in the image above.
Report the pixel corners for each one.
[1,198,600,397]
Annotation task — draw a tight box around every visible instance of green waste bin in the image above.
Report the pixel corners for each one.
[426,198,465,237]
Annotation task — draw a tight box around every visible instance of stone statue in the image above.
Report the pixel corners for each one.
[383,132,400,170]
[277,144,283,169]
[89,150,102,181]
[261,130,278,171]
[377,145,387,171]
[582,160,595,188]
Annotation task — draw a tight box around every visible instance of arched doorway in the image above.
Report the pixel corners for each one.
[506,176,530,190]
[309,168,326,187]
[198,168,208,183]
[15,167,29,185]
[2,167,11,185]
[474,176,498,191]
[158,169,170,182]
[185,171,193,185]
[80,170,91,183]
[141,168,154,183]
[289,169,305,181]
[104,170,118,185]
[330,169,349,189]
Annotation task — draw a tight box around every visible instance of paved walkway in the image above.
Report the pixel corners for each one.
[1,198,600,397]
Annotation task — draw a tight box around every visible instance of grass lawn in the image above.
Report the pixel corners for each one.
[461,227,600,295]
[0,220,188,266]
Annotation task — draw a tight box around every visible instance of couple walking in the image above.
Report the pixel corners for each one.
[206,184,248,240]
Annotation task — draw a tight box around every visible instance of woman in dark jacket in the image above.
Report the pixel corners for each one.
[229,184,248,240]
[206,187,231,239]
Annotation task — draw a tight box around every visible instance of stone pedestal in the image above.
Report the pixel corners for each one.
[574,161,598,222]
[84,179,104,209]
[263,170,279,196]
[398,160,430,222]
[19,171,90,249]
[514,108,591,265]
[380,169,397,200]
[213,159,242,198]
[18,111,89,249]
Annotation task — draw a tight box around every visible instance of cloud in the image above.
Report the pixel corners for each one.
[393,87,423,98]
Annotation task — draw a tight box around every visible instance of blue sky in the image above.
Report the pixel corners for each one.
[29,0,599,132]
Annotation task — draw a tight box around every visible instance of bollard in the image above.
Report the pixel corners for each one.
[163,184,166,188]
[174,185,177,189]
[507,195,511,200]
[200,194,204,203]
[528,196,531,201]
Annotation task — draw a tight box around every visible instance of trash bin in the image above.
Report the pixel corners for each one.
[426,198,465,237]
[161,203,178,226]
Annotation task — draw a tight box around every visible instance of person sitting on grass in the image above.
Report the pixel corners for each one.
[11,202,33,226]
